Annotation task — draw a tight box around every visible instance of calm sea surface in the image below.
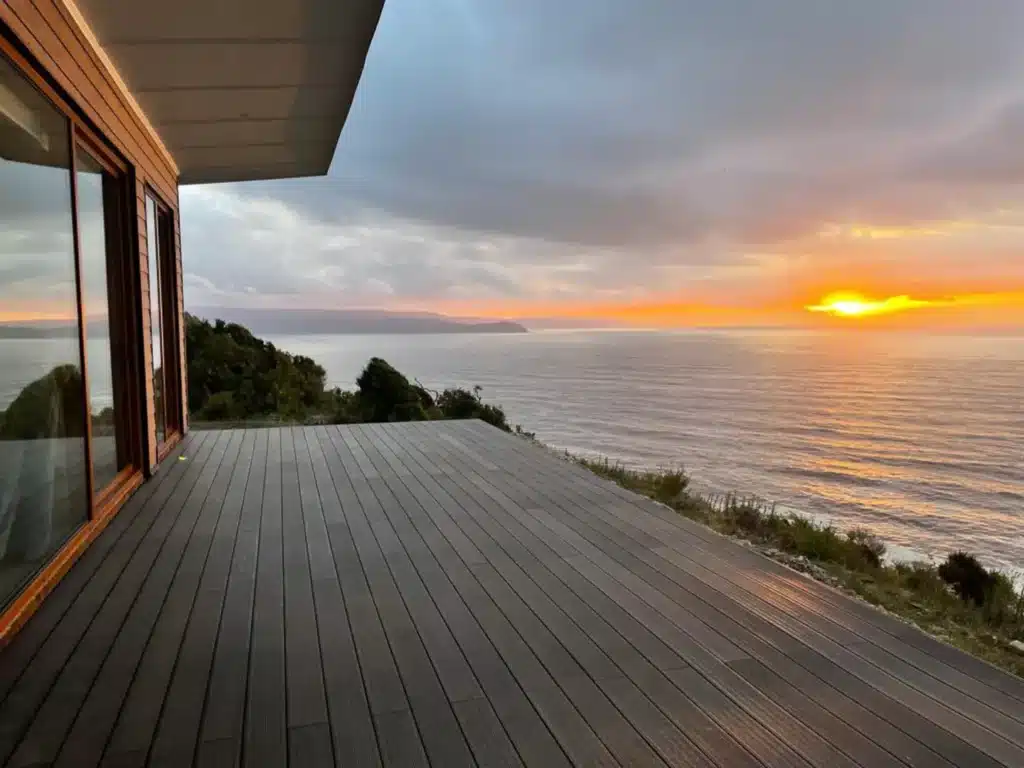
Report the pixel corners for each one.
[3,330,1020,571]
[270,329,1024,573]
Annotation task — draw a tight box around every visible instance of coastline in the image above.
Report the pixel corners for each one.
[704,492,1024,585]
[564,448,1024,679]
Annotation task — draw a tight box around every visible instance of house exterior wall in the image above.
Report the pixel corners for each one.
[0,1,186,641]
[1,0,185,471]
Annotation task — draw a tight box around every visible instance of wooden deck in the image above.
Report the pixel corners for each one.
[1,422,1022,767]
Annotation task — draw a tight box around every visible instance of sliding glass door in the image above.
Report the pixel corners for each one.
[0,47,141,608]
[75,146,133,496]
[146,192,182,455]
[0,52,89,603]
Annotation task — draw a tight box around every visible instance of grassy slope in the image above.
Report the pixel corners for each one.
[578,457,1024,678]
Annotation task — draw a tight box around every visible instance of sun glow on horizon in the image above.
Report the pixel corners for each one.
[805,292,950,318]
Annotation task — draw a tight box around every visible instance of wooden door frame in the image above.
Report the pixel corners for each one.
[1,27,150,639]
[73,138,146,514]
[144,187,183,461]
[1,27,145,512]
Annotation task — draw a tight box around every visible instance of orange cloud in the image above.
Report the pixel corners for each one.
[408,288,1024,330]
[0,307,76,323]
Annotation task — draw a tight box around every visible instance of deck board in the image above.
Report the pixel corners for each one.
[279,428,330,739]
[148,429,254,766]
[448,419,1021,766]
[243,428,287,768]
[326,427,475,768]
[0,421,1021,767]
[197,428,269,763]
[5,430,234,768]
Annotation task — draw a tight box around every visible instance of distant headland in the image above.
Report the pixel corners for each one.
[187,307,527,335]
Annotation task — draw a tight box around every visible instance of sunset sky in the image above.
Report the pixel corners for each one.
[177,0,1024,330]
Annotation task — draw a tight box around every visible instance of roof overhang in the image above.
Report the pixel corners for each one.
[73,0,384,184]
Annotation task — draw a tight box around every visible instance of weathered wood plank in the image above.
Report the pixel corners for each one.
[287,723,334,768]
[0,431,231,767]
[52,432,244,768]
[147,430,257,766]
[458,419,1024,707]
[0,433,205,706]
[375,708,429,768]
[371,423,801,768]
[395,428,802,768]
[196,429,270,764]
[341,428,612,767]
[295,428,379,767]
[279,428,330,738]
[307,427,421,760]
[405,422,860,768]
[349,425,570,767]
[3,424,1023,768]
[95,431,237,763]
[363,425,659,767]
[244,428,288,767]
[323,427,475,767]
[449,420,1022,766]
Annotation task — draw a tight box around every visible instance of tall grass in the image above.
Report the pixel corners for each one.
[578,457,1024,677]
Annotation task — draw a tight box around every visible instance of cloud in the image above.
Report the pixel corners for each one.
[178,0,1024,312]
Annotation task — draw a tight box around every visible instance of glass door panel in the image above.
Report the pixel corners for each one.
[0,53,89,606]
[145,196,165,447]
[146,194,181,455]
[75,148,128,494]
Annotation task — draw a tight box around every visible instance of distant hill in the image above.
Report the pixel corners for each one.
[187,307,528,335]
[0,320,106,339]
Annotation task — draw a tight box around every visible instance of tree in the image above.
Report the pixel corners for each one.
[354,357,434,422]
[436,385,511,431]
[0,364,85,440]
[185,315,521,433]
[186,314,328,421]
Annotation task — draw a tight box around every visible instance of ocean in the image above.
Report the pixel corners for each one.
[269,329,1024,574]
[3,329,1020,573]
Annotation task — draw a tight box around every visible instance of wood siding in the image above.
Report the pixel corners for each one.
[137,179,157,471]
[1,0,184,473]
[177,220,188,434]
[0,1,185,639]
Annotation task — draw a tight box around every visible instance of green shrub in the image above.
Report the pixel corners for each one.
[897,562,949,597]
[196,391,241,421]
[186,315,326,420]
[579,458,1024,677]
[655,471,688,503]
[185,316,516,431]
[725,501,763,534]
[355,357,434,422]
[0,364,85,439]
[781,518,849,563]
[847,528,886,568]
[939,551,995,607]
[437,385,513,431]
[981,572,1024,628]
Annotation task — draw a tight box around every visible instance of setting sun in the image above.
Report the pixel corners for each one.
[806,292,940,318]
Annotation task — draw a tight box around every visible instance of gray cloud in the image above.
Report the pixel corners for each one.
[182,0,1024,307]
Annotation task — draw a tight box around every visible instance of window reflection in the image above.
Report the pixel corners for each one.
[0,55,89,605]
[76,150,123,490]
[146,196,165,446]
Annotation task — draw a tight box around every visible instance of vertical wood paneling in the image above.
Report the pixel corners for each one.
[175,222,188,433]
[1,0,177,201]
[0,0,182,636]
[1,1,180,474]
[136,180,158,473]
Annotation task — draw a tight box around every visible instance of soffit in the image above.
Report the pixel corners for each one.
[74,0,384,184]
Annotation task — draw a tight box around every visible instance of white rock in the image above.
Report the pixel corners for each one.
[1010,640,1024,654]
